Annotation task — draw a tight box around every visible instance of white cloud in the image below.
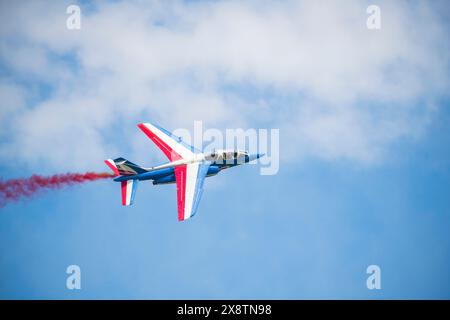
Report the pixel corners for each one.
[0,82,26,123]
[0,0,448,171]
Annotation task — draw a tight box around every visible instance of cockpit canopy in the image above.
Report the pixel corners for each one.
[204,149,248,164]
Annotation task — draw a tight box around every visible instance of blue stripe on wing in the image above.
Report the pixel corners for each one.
[190,162,210,218]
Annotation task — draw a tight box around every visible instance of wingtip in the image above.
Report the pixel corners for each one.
[140,121,165,129]
[138,122,158,133]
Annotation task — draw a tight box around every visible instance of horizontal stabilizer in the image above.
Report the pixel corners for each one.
[121,179,138,206]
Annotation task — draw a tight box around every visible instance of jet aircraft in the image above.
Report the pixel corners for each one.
[105,123,263,221]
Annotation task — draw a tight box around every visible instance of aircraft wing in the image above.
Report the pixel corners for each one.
[137,123,199,161]
[174,162,210,221]
[138,122,208,221]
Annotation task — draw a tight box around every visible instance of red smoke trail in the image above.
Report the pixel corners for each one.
[0,172,114,207]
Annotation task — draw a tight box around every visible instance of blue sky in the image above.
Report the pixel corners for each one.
[0,0,449,299]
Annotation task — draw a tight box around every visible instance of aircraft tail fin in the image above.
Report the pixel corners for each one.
[104,158,147,176]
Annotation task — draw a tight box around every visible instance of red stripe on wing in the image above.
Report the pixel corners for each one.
[174,165,187,221]
[137,123,182,161]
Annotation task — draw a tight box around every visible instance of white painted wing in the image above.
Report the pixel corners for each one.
[174,162,210,221]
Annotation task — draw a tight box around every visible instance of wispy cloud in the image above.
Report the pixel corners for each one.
[0,0,448,171]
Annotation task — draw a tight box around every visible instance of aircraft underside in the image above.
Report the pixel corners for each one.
[105,123,263,221]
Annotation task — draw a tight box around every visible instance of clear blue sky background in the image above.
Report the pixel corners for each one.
[0,1,449,299]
